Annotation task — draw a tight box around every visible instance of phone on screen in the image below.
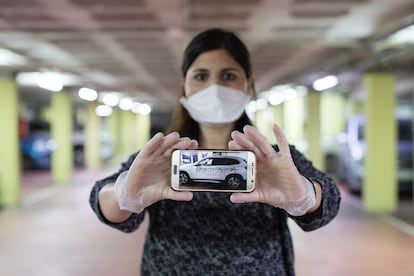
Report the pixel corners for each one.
[171,149,256,192]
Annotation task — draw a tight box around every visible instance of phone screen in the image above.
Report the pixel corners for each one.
[171,150,255,192]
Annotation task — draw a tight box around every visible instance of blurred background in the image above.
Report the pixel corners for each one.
[0,0,413,275]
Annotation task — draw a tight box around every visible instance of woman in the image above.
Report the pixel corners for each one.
[90,28,341,275]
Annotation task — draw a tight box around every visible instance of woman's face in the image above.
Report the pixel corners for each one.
[184,49,252,97]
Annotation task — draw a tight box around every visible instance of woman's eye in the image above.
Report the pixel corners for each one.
[194,73,208,81]
[222,73,236,81]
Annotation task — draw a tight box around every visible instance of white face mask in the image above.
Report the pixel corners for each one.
[180,84,251,126]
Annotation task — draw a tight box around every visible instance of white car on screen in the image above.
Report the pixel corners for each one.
[179,156,247,188]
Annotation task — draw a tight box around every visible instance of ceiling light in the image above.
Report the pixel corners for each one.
[283,88,297,101]
[132,102,151,115]
[246,101,258,113]
[119,98,133,110]
[37,72,63,92]
[78,87,98,101]
[255,98,268,110]
[312,75,338,91]
[269,92,285,106]
[136,103,152,115]
[102,93,119,107]
[388,24,414,45]
[17,71,79,87]
[95,105,113,117]
[0,48,27,66]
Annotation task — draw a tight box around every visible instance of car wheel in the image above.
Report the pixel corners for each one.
[179,171,190,185]
[74,146,84,167]
[225,174,243,189]
[22,154,34,171]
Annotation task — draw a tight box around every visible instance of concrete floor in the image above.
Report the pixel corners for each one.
[0,167,413,276]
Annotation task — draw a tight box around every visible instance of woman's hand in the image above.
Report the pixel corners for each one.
[228,124,316,216]
[114,132,198,213]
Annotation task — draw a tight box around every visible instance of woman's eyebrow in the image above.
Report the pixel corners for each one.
[221,67,241,72]
[190,67,241,73]
[191,68,209,73]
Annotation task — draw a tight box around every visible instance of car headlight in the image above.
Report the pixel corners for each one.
[33,139,56,153]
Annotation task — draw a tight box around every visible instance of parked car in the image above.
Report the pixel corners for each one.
[335,114,413,193]
[20,121,53,170]
[179,156,247,189]
[20,121,113,170]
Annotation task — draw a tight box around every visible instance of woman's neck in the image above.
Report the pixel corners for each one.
[199,123,235,149]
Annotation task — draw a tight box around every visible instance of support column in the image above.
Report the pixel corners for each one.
[255,108,275,143]
[350,99,364,115]
[0,77,20,208]
[283,97,305,149]
[108,107,122,158]
[363,73,397,212]
[51,90,73,184]
[306,92,324,170]
[321,92,345,173]
[120,111,136,155]
[85,102,101,169]
[136,113,151,149]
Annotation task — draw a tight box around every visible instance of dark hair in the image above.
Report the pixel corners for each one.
[181,28,252,78]
[166,28,253,140]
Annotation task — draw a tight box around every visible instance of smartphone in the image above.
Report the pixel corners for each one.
[171,149,256,192]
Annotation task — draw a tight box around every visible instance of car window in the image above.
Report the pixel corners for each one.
[198,158,213,166]
[355,118,412,141]
[358,125,364,140]
[29,121,50,132]
[212,158,239,166]
[398,120,412,141]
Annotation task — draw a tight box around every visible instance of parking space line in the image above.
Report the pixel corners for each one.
[376,214,414,237]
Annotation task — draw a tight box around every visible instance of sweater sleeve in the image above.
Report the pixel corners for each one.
[89,152,146,233]
[282,145,341,231]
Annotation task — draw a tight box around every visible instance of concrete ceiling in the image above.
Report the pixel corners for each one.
[1,0,414,112]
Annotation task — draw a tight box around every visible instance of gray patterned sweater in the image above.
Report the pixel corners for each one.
[89,145,341,275]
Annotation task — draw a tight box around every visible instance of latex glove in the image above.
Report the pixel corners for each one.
[114,132,198,214]
[228,124,317,216]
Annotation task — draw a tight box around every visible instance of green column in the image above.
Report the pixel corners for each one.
[136,114,151,149]
[108,108,122,158]
[120,111,136,155]
[272,104,283,127]
[306,92,324,170]
[283,97,305,147]
[51,90,73,184]
[85,102,101,169]
[254,109,274,143]
[0,77,20,208]
[321,92,345,140]
[321,92,345,173]
[363,73,397,212]
[350,99,364,115]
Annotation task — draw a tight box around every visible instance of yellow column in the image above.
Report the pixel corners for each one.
[85,102,101,169]
[120,111,136,155]
[254,108,275,143]
[350,99,364,115]
[51,90,73,183]
[272,104,283,127]
[321,92,345,172]
[363,73,397,212]
[283,97,305,148]
[0,77,20,208]
[306,92,324,170]
[136,114,151,149]
[321,93,345,140]
[108,108,122,158]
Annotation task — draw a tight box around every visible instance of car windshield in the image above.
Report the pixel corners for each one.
[398,120,412,141]
[29,121,50,132]
[358,119,412,141]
